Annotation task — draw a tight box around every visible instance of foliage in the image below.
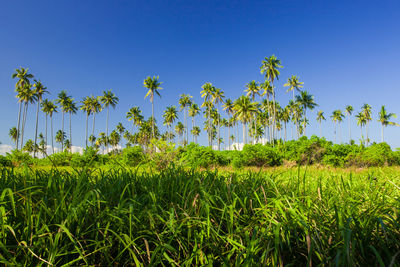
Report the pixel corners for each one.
[121,145,145,167]
[232,144,282,168]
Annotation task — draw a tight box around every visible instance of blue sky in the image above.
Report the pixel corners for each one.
[1,0,400,150]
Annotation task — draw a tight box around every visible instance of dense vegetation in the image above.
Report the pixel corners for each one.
[2,136,400,169]
[0,166,399,265]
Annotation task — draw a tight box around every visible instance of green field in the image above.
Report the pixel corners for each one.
[1,166,399,266]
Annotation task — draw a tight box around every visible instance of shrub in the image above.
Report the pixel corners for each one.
[178,143,219,168]
[233,144,282,168]
[6,150,33,166]
[0,155,12,167]
[121,146,145,167]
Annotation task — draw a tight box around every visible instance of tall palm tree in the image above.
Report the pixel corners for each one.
[143,76,163,138]
[295,90,317,136]
[345,105,353,142]
[188,103,200,143]
[260,55,282,142]
[378,106,398,142]
[245,80,260,144]
[80,96,92,147]
[12,67,34,150]
[64,98,78,149]
[47,101,57,154]
[56,90,71,151]
[55,130,66,152]
[281,106,291,142]
[260,80,273,142]
[212,88,225,150]
[126,106,144,143]
[163,105,179,141]
[191,126,201,143]
[355,112,367,145]
[32,80,49,158]
[175,122,185,145]
[178,94,192,144]
[331,110,344,143]
[200,82,216,147]
[284,75,304,101]
[90,96,102,144]
[223,98,234,149]
[100,90,119,153]
[316,111,326,138]
[19,83,37,149]
[233,96,257,146]
[361,104,372,145]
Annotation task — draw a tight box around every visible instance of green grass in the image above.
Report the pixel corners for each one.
[0,166,399,266]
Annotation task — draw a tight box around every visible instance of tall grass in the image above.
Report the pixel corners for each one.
[0,166,399,265]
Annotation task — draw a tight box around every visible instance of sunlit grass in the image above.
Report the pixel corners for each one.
[0,166,399,265]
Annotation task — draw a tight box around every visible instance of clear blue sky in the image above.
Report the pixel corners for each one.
[1,0,400,150]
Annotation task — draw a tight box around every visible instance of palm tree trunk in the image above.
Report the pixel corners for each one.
[334,122,337,143]
[381,123,384,142]
[242,123,246,147]
[51,115,54,154]
[284,122,287,142]
[208,108,211,147]
[85,113,89,147]
[228,119,230,150]
[319,122,322,138]
[45,114,48,152]
[92,112,96,144]
[34,100,40,158]
[16,102,22,150]
[192,117,194,143]
[21,102,28,149]
[106,106,109,153]
[366,123,369,146]
[272,90,276,146]
[61,112,65,151]
[69,111,72,149]
[348,117,351,142]
[151,100,155,139]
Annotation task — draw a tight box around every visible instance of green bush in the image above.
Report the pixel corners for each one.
[178,143,220,168]
[120,146,145,166]
[6,150,33,166]
[0,155,12,167]
[233,144,282,168]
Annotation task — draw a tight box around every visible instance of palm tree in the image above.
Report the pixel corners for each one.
[200,82,216,147]
[64,98,78,149]
[191,126,201,143]
[12,67,34,150]
[234,96,257,146]
[316,111,326,137]
[331,110,344,143]
[212,88,225,150]
[163,106,179,141]
[222,98,234,149]
[178,94,192,144]
[80,96,92,147]
[355,112,367,145]
[126,107,144,144]
[260,80,273,142]
[143,76,163,138]
[295,91,317,136]
[260,55,282,142]
[9,127,19,147]
[188,103,200,143]
[55,130,66,151]
[284,75,304,101]
[175,122,185,145]
[100,90,119,153]
[245,80,260,144]
[56,90,71,151]
[32,80,49,158]
[90,96,102,143]
[361,104,372,145]
[19,83,37,149]
[378,106,398,142]
[345,105,354,142]
[281,106,291,142]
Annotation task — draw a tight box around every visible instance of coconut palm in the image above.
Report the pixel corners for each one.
[284,75,304,101]
[163,106,179,141]
[80,96,92,147]
[361,104,372,145]
[143,76,163,138]
[12,67,34,149]
[9,127,19,147]
[90,96,102,142]
[191,126,201,143]
[295,90,317,136]
[178,94,192,144]
[32,80,49,158]
[281,106,291,141]
[100,90,119,153]
[188,103,200,143]
[55,130,66,151]
[56,90,71,151]
[223,98,234,149]
[212,88,225,150]
[64,98,78,149]
[245,80,260,144]
[378,106,398,142]
[234,96,257,146]
[44,100,57,154]
[23,139,35,154]
[316,111,326,137]
[175,122,185,145]
[260,55,282,142]
[18,83,37,149]
[331,110,344,143]
[200,82,216,147]
[260,80,273,142]
[126,106,144,136]
[355,112,367,145]
[345,105,354,142]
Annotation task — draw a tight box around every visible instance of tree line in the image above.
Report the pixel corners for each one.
[8,55,398,156]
